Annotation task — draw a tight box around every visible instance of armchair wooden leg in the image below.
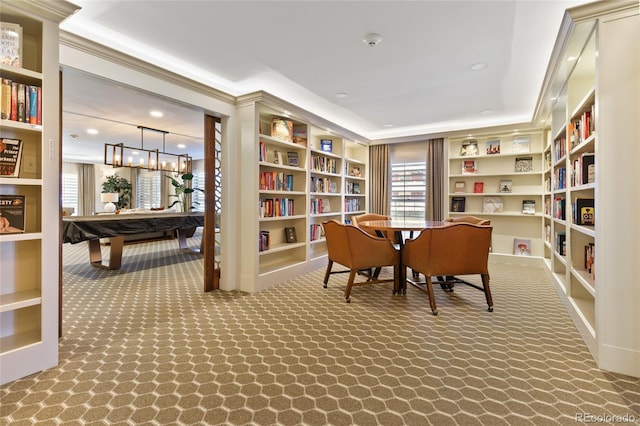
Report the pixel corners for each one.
[482,274,493,312]
[323,260,333,288]
[425,275,438,316]
[344,269,357,303]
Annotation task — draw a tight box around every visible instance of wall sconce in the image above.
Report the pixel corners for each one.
[100,192,119,213]
[104,125,192,173]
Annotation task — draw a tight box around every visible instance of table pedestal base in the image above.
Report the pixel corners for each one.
[88,237,124,270]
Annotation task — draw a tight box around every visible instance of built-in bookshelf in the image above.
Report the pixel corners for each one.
[447,130,544,259]
[546,20,597,356]
[237,93,369,293]
[0,0,78,385]
[540,1,639,378]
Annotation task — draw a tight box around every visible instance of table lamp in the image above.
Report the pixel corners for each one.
[101,193,119,213]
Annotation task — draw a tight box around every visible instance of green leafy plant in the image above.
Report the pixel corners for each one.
[166,173,204,212]
[101,174,132,210]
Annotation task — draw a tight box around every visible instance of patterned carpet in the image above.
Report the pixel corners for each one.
[1,234,639,425]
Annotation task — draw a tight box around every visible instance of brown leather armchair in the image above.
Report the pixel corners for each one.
[323,220,399,303]
[444,215,491,225]
[351,213,390,237]
[403,223,493,315]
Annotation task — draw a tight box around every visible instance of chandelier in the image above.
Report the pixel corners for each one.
[104,125,192,173]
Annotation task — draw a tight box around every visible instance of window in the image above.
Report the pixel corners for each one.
[192,170,205,212]
[390,143,427,220]
[61,172,79,215]
[136,170,162,209]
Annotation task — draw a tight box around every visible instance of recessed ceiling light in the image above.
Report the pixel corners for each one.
[177,144,186,149]
[86,128,98,135]
[383,123,394,128]
[336,92,348,99]
[150,110,163,118]
[469,63,487,71]
[480,110,493,115]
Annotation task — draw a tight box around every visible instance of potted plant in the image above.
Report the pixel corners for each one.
[101,174,132,210]
[166,173,204,212]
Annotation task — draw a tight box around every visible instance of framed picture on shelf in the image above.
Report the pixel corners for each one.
[292,128,307,147]
[512,135,531,153]
[0,138,23,177]
[320,139,333,153]
[451,196,466,212]
[273,150,283,164]
[513,238,532,256]
[462,160,477,174]
[271,117,293,142]
[486,139,500,155]
[454,181,466,193]
[522,199,536,215]
[287,151,299,167]
[575,198,595,226]
[0,194,25,233]
[284,226,298,243]
[499,179,512,193]
[473,182,484,193]
[0,22,23,68]
[514,156,533,173]
[460,140,478,156]
[482,196,504,213]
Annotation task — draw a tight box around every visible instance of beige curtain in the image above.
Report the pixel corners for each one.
[426,138,445,220]
[368,144,390,215]
[79,163,94,215]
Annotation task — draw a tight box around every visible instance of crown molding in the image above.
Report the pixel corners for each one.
[60,31,236,106]
[237,91,370,145]
[4,0,80,23]
[532,1,638,124]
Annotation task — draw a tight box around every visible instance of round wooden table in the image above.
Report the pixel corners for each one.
[359,220,447,294]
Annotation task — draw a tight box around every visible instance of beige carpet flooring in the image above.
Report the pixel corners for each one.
[1,234,639,425]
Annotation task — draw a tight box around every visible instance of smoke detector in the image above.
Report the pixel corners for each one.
[363,33,382,47]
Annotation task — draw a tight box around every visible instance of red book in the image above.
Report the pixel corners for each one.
[10,81,18,121]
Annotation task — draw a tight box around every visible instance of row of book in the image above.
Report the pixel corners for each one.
[310,177,338,193]
[569,106,595,150]
[259,172,294,191]
[310,198,332,214]
[554,197,566,220]
[584,243,595,280]
[554,167,567,190]
[571,153,595,186]
[1,79,42,125]
[310,155,338,174]
[555,232,567,256]
[310,223,325,241]
[554,136,567,162]
[345,181,361,195]
[344,198,361,212]
[259,198,295,218]
[259,230,270,252]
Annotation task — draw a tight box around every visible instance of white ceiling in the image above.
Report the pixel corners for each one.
[59,0,589,163]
